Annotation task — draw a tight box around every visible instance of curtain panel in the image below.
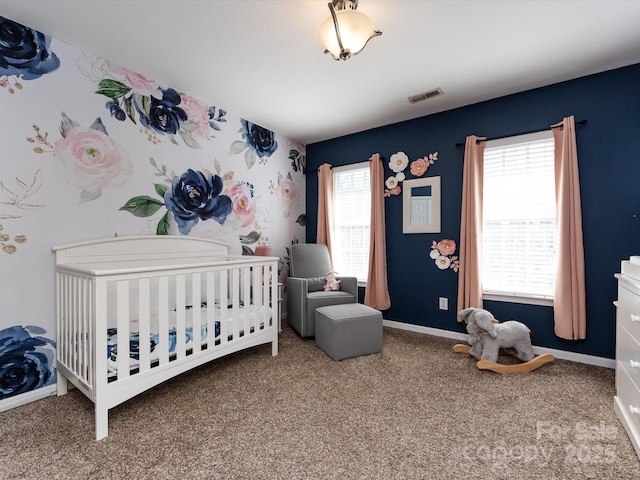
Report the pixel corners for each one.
[457,135,486,318]
[365,153,391,310]
[316,163,334,263]
[552,116,586,339]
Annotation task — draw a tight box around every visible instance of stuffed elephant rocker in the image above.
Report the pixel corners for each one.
[458,307,535,363]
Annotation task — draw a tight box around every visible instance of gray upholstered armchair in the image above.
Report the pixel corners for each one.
[287,244,357,337]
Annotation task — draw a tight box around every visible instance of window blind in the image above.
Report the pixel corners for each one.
[482,131,556,299]
[333,162,371,282]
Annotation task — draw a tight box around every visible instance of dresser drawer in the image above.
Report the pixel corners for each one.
[617,281,640,341]
[615,365,640,445]
[617,325,640,389]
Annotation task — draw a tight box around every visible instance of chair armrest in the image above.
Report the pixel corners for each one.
[339,276,358,297]
[287,277,309,298]
[287,277,309,326]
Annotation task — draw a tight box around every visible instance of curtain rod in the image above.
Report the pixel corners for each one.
[454,119,587,148]
[305,155,382,175]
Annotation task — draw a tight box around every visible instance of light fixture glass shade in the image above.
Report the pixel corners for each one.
[317,8,377,59]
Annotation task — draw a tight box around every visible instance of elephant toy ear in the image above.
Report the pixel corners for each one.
[458,308,474,323]
[475,311,498,337]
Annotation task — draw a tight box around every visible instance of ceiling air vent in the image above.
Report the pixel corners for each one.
[407,88,443,104]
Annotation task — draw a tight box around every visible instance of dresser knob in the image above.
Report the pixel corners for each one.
[631,405,640,416]
[631,360,640,369]
[630,314,640,323]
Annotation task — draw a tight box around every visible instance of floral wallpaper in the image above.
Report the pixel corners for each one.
[0,16,305,402]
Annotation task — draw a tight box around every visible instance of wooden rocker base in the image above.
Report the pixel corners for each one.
[453,344,554,374]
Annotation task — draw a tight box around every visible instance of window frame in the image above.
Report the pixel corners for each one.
[481,130,556,306]
[331,161,371,286]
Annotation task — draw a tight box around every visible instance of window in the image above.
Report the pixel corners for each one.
[332,162,371,283]
[482,131,556,304]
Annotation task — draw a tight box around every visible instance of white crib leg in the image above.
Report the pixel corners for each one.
[95,403,108,441]
[56,373,68,396]
[272,331,278,357]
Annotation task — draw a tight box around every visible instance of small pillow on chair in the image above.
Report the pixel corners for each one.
[306,277,327,292]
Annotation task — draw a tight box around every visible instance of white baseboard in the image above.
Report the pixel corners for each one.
[0,384,57,413]
[383,319,616,369]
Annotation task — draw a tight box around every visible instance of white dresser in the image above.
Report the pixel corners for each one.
[614,257,640,460]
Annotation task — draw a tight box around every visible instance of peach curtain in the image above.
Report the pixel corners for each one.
[316,163,334,261]
[456,135,486,318]
[365,153,391,310]
[552,116,586,339]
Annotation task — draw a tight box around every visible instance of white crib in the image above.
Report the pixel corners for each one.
[53,235,279,440]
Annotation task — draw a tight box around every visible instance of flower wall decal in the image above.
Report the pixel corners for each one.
[50,112,132,203]
[389,152,409,172]
[163,169,233,235]
[0,325,56,400]
[0,16,60,82]
[120,164,233,236]
[430,239,459,273]
[230,119,278,169]
[272,172,299,219]
[384,150,438,197]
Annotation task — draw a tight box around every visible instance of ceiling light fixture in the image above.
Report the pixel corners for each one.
[317,0,382,61]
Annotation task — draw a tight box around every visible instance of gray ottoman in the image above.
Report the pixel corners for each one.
[315,303,383,361]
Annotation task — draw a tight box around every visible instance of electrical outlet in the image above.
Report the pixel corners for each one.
[439,297,448,310]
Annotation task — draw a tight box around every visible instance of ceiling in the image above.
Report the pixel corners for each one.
[2,1,640,145]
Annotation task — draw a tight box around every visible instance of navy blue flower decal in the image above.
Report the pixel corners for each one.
[164,169,233,234]
[0,325,56,400]
[137,88,188,135]
[0,16,60,80]
[120,165,233,236]
[230,119,278,169]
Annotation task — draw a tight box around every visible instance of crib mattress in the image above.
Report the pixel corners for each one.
[106,303,270,378]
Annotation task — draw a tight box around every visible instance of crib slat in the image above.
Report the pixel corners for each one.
[176,274,186,359]
[191,273,201,354]
[206,271,217,347]
[138,278,151,374]
[116,280,130,380]
[59,273,67,369]
[158,276,169,365]
[81,276,89,381]
[253,266,262,331]
[94,276,109,440]
[242,267,250,335]
[264,264,271,327]
[231,268,240,339]
[219,270,228,342]
[88,276,95,387]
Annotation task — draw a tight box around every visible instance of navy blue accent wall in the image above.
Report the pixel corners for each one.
[306,63,640,359]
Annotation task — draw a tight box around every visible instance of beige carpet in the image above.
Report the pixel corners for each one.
[1,325,639,480]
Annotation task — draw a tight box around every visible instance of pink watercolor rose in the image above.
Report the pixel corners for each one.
[276,173,298,217]
[436,239,456,256]
[180,93,211,137]
[106,61,162,99]
[226,183,257,228]
[410,158,429,177]
[54,127,132,192]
